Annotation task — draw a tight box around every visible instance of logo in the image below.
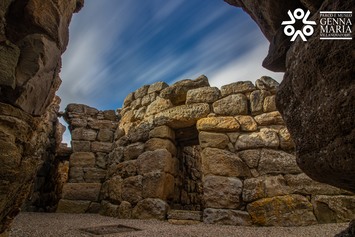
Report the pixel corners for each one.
[319,11,352,40]
[282,8,316,41]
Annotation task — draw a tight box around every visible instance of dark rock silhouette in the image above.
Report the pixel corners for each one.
[225,0,355,192]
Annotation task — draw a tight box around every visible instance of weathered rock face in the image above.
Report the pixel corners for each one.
[56,104,119,214]
[0,0,82,234]
[69,75,354,227]
[225,0,355,193]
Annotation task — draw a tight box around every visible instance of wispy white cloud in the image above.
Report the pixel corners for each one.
[209,42,284,87]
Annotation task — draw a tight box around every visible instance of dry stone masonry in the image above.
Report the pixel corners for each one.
[56,104,119,213]
[60,75,355,226]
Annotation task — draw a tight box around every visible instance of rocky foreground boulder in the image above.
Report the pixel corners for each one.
[224,0,355,192]
[0,0,83,235]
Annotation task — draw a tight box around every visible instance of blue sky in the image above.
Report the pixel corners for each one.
[58,0,284,113]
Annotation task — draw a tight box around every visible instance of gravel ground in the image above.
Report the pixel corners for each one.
[9,213,347,237]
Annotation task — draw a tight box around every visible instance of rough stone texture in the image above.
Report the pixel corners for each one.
[142,172,175,200]
[312,196,355,224]
[199,132,229,149]
[160,75,210,105]
[235,128,279,150]
[186,87,221,104]
[243,175,290,202]
[201,148,250,178]
[247,195,317,226]
[145,138,177,156]
[203,175,243,209]
[225,0,355,193]
[213,94,248,116]
[62,183,101,201]
[285,173,348,196]
[149,125,175,141]
[0,0,81,233]
[154,103,210,129]
[132,198,169,220]
[221,81,255,96]
[276,0,355,192]
[235,116,257,132]
[196,117,240,132]
[258,149,302,175]
[137,149,175,173]
[203,208,252,226]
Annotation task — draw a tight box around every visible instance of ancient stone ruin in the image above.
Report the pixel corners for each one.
[52,76,355,226]
[0,0,354,235]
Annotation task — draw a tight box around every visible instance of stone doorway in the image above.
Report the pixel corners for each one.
[171,125,203,211]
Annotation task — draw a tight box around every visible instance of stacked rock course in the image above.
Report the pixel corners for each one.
[56,104,119,213]
[61,75,355,226]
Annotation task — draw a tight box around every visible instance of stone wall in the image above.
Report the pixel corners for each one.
[56,104,119,213]
[76,75,353,226]
[0,0,82,234]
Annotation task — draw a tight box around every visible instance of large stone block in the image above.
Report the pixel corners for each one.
[91,141,113,153]
[149,125,175,141]
[235,128,279,150]
[145,97,173,117]
[154,103,210,129]
[247,195,317,226]
[132,198,169,220]
[213,94,248,116]
[186,87,221,104]
[71,141,90,152]
[243,175,289,202]
[238,149,260,169]
[203,175,243,209]
[99,201,119,217]
[115,160,137,179]
[203,208,252,226]
[83,168,106,183]
[71,128,97,141]
[62,183,101,201]
[148,81,169,94]
[199,132,229,149]
[160,75,210,105]
[197,117,240,132]
[56,199,90,213]
[254,111,284,126]
[101,176,123,204]
[258,149,301,175]
[145,138,176,157]
[235,115,258,132]
[137,149,175,175]
[14,34,61,115]
[201,148,250,178]
[122,175,143,205]
[312,195,355,223]
[142,172,175,200]
[134,85,149,99]
[263,95,277,112]
[220,81,255,96]
[69,152,95,167]
[250,90,270,115]
[97,128,114,142]
[123,142,145,161]
[119,201,132,219]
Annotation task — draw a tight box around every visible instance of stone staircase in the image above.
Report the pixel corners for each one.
[167,210,202,225]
